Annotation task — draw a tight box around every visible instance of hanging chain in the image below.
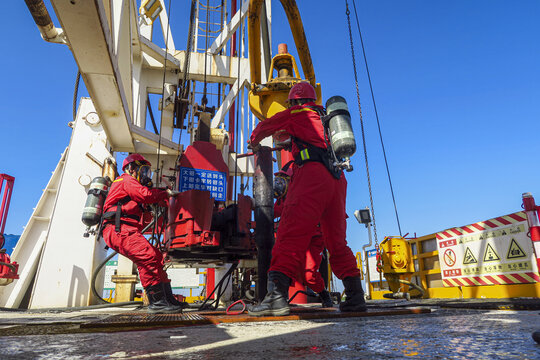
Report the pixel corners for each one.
[72,70,81,121]
[350,0,402,237]
[345,1,379,250]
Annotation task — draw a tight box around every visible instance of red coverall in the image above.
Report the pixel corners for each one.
[274,192,326,293]
[103,173,169,288]
[250,103,360,281]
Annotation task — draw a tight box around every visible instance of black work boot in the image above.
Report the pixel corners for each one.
[339,276,367,312]
[248,271,291,316]
[145,283,182,314]
[162,282,187,309]
[318,290,334,308]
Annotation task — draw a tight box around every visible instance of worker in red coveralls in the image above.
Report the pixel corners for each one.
[273,167,333,308]
[248,82,366,316]
[102,154,182,313]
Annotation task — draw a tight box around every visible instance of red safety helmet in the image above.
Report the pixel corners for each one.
[288,82,317,102]
[122,153,151,171]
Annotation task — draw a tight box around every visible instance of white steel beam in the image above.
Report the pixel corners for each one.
[50,0,135,152]
[208,0,249,55]
[30,99,111,308]
[210,68,250,128]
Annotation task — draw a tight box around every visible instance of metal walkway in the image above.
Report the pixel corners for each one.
[0,302,539,359]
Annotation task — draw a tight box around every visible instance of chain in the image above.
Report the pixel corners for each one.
[345,1,378,249]
[350,0,402,236]
[72,70,81,121]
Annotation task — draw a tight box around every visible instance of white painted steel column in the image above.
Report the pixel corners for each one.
[29,98,111,308]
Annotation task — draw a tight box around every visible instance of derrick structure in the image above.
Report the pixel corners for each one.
[1,0,273,309]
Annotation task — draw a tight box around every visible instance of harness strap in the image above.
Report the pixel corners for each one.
[103,196,138,232]
[292,137,341,180]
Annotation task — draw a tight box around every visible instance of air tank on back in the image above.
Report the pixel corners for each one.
[81,177,110,227]
[325,96,356,167]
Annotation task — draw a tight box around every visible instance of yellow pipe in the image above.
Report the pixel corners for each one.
[248,0,316,86]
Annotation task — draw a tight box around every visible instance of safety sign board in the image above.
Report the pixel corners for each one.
[437,211,540,287]
[366,249,383,283]
[179,167,227,201]
[443,249,456,267]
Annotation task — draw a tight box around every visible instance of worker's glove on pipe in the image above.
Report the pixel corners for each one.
[167,189,181,197]
[247,141,261,153]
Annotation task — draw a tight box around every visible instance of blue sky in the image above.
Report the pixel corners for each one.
[1,1,539,255]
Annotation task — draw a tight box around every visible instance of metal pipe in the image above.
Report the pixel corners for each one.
[24,0,59,40]
[253,146,274,301]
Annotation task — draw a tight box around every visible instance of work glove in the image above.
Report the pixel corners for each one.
[247,141,261,152]
[167,189,181,197]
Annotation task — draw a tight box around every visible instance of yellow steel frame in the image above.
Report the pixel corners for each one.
[248,0,315,87]
[366,233,540,300]
[248,0,321,121]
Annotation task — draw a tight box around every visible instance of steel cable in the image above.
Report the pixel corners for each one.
[345,1,379,247]
[350,0,402,236]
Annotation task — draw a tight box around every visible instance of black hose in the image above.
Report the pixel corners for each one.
[288,290,310,304]
[0,261,17,272]
[198,262,238,310]
[91,250,118,304]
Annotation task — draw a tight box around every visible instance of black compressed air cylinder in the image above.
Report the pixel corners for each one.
[325,96,356,160]
[81,177,109,227]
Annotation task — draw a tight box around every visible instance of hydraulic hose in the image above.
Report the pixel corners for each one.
[398,279,426,299]
[198,262,238,310]
[91,250,119,304]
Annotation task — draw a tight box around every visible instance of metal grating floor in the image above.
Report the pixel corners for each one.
[81,307,431,329]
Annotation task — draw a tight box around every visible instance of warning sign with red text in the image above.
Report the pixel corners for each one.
[436,211,540,287]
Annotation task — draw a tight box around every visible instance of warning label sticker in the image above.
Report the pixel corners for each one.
[463,247,478,264]
[444,249,456,267]
[483,244,500,262]
[436,212,539,287]
[507,239,526,259]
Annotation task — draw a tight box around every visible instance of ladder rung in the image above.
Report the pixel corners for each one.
[33,216,51,222]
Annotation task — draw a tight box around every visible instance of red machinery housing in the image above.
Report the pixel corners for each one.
[165,142,255,263]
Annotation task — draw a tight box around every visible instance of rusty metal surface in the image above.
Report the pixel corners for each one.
[81,307,430,329]
[81,312,210,329]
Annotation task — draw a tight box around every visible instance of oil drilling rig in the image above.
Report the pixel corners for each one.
[0,0,334,309]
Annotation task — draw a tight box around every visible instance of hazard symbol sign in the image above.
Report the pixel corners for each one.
[437,212,539,287]
[483,244,500,262]
[463,247,478,264]
[444,249,456,267]
[506,239,526,259]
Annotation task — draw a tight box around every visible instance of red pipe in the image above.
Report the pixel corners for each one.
[522,192,540,272]
[206,268,216,300]
[0,174,15,236]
